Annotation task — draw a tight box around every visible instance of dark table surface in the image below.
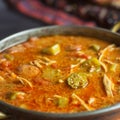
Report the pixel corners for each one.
[0,0,47,40]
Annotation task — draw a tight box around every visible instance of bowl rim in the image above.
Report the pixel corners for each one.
[0,100,120,118]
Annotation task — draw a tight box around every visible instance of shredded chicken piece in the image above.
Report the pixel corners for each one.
[99,61,108,72]
[103,74,114,97]
[71,59,86,69]
[88,97,96,105]
[37,56,56,64]
[0,58,6,64]
[41,56,55,62]
[103,59,115,65]
[76,51,85,55]
[37,59,49,65]
[70,59,86,73]
[8,71,32,88]
[58,79,64,83]
[54,95,62,98]
[0,76,5,82]
[99,44,115,61]
[16,76,33,88]
[31,56,56,68]
[71,63,80,69]
[71,93,94,111]
[70,63,81,73]
[99,44,115,72]
[30,60,43,68]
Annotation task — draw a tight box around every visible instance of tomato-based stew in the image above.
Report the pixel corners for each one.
[0,35,120,113]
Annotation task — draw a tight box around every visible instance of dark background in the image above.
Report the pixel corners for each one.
[0,0,119,40]
[0,0,47,40]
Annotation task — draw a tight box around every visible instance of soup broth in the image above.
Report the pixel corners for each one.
[0,35,120,113]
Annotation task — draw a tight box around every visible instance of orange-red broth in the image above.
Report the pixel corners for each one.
[0,35,120,113]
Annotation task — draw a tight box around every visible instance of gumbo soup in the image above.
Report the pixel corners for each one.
[0,35,120,113]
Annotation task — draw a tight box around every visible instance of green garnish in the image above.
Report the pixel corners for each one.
[4,54,14,61]
[54,95,69,108]
[89,44,100,51]
[67,73,88,89]
[82,57,101,72]
[42,44,61,55]
[42,67,62,81]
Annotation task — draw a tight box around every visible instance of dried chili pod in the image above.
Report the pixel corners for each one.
[78,4,120,28]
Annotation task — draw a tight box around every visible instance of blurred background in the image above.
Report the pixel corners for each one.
[0,0,120,40]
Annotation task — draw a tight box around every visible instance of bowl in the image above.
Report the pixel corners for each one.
[0,26,120,120]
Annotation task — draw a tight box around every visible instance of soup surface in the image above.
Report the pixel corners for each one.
[0,35,120,113]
